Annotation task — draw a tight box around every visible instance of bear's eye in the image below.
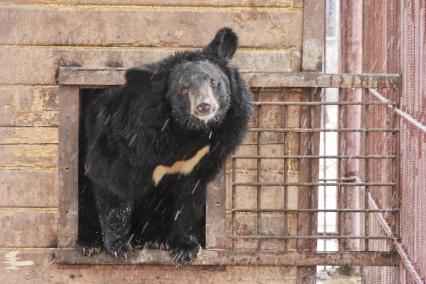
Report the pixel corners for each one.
[180,87,189,95]
[210,79,218,88]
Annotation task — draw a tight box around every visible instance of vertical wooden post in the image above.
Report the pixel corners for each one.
[298,0,325,282]
[206,168,227,249]
[340,0,363,251]
[58,86,80,248]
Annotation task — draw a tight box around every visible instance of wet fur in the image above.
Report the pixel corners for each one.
[78,28,252,262]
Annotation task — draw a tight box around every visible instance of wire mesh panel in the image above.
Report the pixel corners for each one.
[226,86,399,256]
[362,0,426,282]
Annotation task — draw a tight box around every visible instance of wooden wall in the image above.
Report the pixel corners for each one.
[0,0,304,283]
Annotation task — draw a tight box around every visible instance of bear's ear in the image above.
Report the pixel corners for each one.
[203,27,238,60]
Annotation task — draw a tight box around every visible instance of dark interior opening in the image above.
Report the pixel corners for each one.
[77,88,105,253]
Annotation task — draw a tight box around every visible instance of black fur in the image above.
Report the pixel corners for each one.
[78,28,253,262]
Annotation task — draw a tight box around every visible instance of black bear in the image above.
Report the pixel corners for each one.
[78,28,253,263]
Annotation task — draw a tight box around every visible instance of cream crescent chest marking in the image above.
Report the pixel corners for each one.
[152,145,210,186]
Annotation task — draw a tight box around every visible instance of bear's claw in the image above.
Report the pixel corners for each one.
[170,243,200,264]
[104,233,134,258]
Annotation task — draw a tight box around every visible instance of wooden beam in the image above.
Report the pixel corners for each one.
[301,0,325,72]
[56,248,399,266]
[57,67,401,89]
[299,0,325,282]
[58,86,80,248]
[205,168,227,249]
[1,249,299,282]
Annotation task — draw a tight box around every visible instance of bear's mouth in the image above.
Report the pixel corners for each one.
[193,109,218,123]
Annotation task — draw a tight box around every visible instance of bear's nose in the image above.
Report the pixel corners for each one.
[197,103,211,114]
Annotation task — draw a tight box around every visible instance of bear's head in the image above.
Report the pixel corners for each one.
[125,28,239,131]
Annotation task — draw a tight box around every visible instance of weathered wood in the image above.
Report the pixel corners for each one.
[0,145,57,169]
[286,90,302,251]
[339,0,364,253]
[0,48,299,84]
[56,248,398,266]
[1,0,293,7]
[0,7,302,48]
[0,86,58,127]
[206,168,227,249]
[58,86,79,248]
[298,0,324,281]
[310,89,321,240]
[0,169,57,207]
[0,127,57,144]
[297,88,320,253]
[0,249,297,284]
[0,210,58,247]
[293,0,304,8]
[58,67,401,88]
[301,0,325,71]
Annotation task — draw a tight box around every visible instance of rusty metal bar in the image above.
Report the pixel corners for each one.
[392,88,400,245]
[369,88,426,133]
[256,100,261,250]
[253,101,396,106]
[234,235,393,240]
[249,128,398,132]
[232,209,398,213]
[232,155,395,159]
[241,142,292,146]
[309,88,320,254]
[337,86,343,253]
[233,182,395,187]
[363,88,370,251]
[283,89,289,251]
[368,192,423,283]
[230,135,237,251]
[320,88,327,253]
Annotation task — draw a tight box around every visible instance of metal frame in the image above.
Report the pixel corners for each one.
[56,67,400,266]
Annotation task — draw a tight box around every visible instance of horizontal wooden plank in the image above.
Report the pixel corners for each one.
[238,72,401,88]
[0,170,57,207]
[0,145,57,169]
[0,210,58,247]
[0,6,302,48]
[293,0,304,8]
[0,86,58,126]
[57,248,399,266]
[59,68,401,88]
[0,47,300,84]
[0,127,57,144]
[0,249,297,283]
[1,0,294,7]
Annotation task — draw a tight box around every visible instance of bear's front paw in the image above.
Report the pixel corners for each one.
[104,233,134,258]
[170,240,201,263]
